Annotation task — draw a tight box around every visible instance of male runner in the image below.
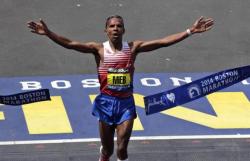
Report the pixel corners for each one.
[27,15,213,161]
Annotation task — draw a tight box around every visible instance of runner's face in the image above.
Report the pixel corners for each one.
[105,18,125,42]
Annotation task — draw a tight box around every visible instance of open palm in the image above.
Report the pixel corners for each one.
[27,19,49,35]
[192,16,214,33]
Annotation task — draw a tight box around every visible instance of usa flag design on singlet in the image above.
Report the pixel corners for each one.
[98,41,135,97]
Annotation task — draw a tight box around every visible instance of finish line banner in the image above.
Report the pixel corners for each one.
[0,89,51,105]
[144,65,250,115]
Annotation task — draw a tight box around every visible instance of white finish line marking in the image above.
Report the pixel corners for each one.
[1,135,250,145]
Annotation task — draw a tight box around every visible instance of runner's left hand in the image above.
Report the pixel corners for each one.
[190,16,214,34]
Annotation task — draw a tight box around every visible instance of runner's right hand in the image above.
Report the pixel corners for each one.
[27,19,49,35]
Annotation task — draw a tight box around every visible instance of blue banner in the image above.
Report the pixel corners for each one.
[144,65,250,115]
[0,89,51,105]
[0,73,250,141]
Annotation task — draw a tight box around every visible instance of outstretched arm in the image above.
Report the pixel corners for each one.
[132,16,214,54]
[27,19,101,54]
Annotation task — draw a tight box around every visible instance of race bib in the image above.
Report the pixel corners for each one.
[107,68,131,91]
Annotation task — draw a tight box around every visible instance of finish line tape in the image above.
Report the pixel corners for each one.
[144,65,250,115]
[0,89,51,105]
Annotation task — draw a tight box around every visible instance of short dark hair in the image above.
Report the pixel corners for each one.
[105,15,124,28]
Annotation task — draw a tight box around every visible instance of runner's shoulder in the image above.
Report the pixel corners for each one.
[85,41,103,49]
[128,40,144,53]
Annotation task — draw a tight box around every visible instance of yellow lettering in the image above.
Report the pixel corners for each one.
[161,92,250,129]
[22,96,73,134]
[0,104,5,120]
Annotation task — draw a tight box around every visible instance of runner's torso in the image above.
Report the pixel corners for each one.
[98,41,135,97]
